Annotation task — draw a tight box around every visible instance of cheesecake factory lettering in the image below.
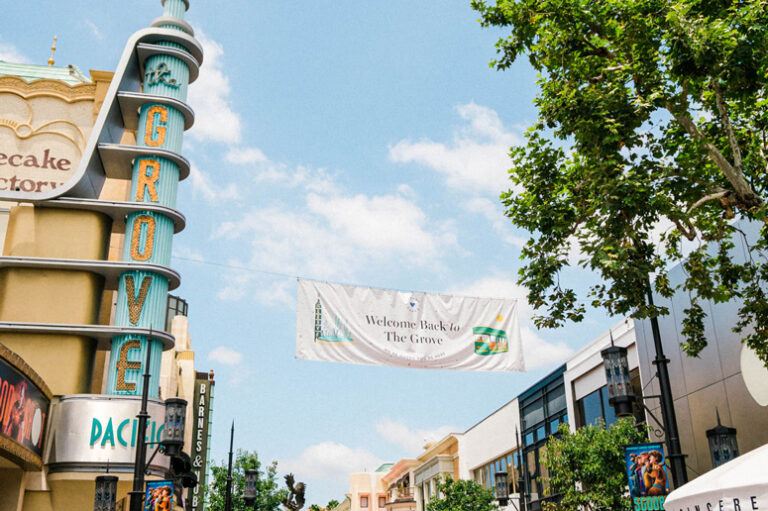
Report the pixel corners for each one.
[0,148,71,192]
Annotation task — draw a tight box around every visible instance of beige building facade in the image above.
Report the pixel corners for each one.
[0,3,213,507]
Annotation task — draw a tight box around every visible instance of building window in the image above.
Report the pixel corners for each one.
[360,496,369,508]
[165,294,188,331]
[472,450,521,495]
[519,366,568,506]
[378,496,386,508]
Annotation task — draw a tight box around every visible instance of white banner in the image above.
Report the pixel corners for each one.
[296,279,524,372]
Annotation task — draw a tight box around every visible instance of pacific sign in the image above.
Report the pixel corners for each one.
[47,395,169,471]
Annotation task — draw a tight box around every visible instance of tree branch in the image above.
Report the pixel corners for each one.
[667,98,761,209]
[687,188,730,214]
[712,81,743,174]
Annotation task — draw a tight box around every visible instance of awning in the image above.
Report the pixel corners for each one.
[664,443,768,511]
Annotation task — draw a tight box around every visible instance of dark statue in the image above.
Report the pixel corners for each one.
[283,473,306,511]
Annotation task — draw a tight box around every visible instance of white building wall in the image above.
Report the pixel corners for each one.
[459,398,520,479]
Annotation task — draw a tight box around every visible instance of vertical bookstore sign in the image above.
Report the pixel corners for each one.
[186,373,213,511]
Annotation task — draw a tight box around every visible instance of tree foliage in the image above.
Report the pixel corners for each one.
[541,419,648,511]
[206,450,287,511]
[425,478,497,511]
[472,0,768,364]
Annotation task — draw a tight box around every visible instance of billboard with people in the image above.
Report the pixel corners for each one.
[625,443,670,511]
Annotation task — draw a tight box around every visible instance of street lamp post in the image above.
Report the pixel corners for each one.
[225,422,235,511]
[645,283,688,487]
[600,289,689,488]
[515,428,527,511]
[129,344,153,511]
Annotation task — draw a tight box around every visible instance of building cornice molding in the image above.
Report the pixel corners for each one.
[0,76,96,103]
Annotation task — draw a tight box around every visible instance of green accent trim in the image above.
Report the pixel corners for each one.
[472,326,508,338]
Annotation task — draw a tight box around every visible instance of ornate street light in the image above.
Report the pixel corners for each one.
[494,470,509,507]
[161,397,187,457]
[244,468,259,507]
[93,475,118,511]
[600,336,636,418]
[706,410,739,468]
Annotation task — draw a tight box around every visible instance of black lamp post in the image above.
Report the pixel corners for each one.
[94,475,119,511]
[495,470,509,507]
[600,297,689,489]
[706,410,739,468]
[225,422,235,511]
[244,468,259,508]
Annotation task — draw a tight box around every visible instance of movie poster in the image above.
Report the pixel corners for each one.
[145,481,174,511]
[625,443,670,511]
[0,354,50,457]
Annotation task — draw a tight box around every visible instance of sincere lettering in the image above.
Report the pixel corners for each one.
[130,215,156,261]
[135,159,160,202]
[144,105,168,147]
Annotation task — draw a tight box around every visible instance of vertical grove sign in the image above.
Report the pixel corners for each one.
[186,373,213,511]
[105,0,200,397]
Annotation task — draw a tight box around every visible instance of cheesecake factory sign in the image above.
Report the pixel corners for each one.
[0,84,92,194]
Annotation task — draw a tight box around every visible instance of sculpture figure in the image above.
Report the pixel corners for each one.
[283,473,306,511]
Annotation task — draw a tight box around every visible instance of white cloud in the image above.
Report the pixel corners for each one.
[463,197,526,248]
[389,103,520,196]
[84,19,104,40]
[226,146,268,165]
[188,30,242,144]
[189,163,240,203]
[453,276,574,369]
[172,244,205,263]
[0,42,28,63]
[208,346,243,366]
[281,442,384,481]
[214,184,457,303]
[375,418,456,455]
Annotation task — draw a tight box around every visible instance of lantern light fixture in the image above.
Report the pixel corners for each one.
[494,470,509,507]
[244,468,259,507]
[94,475,118,511]
[706,410,739,468]
[600,332,636,417]
[161,397,187,457]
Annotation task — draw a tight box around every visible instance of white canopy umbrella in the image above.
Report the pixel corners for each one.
[664,443,768,511]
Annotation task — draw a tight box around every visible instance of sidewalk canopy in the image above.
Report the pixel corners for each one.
[664,443,768,511]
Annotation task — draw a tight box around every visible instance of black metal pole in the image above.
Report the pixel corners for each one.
[129,343,153,511]
[646,281,688,487]
[515,428,526,511]
[225,421,235,511]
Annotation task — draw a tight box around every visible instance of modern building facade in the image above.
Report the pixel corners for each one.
[635,220,768,481]
[0,1,214,510]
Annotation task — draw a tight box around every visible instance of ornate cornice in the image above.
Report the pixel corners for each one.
[0,342,53,399]
[0,76,96,103]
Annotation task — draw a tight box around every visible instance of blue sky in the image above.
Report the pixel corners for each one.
[3,1,620,504]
